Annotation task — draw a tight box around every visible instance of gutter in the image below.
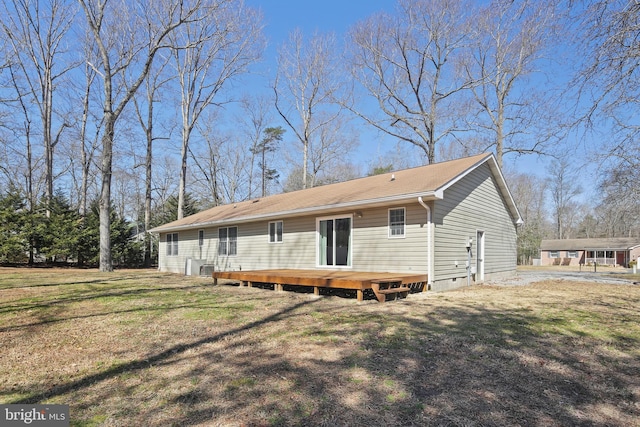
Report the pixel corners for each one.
[150,190,442,234]
[418,197,434,289]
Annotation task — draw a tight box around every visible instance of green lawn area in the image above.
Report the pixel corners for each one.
[1,268,639,426]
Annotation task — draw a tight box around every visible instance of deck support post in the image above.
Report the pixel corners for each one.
[314,287,320,296]
[247,281,253,288]
[357,289,363,302]
[275,283,283,292]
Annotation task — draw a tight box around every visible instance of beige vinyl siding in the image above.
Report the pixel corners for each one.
[159,228,203,273]
[159,207,431,274]
[352,205,429,273]
[433,163,517,283]
[205,210,429,273]
[221,217,316,271]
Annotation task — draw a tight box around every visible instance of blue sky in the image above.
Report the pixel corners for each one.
[247,0,393,42]
[244,0,423,173]
[242,0,589,183]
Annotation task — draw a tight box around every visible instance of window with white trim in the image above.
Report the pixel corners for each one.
[269,221,283,243]
[388,208,405,238]
[166,233,178,256]
[549,251,559,258]
[568,250,578,258]
[218,226,238,256]
[198,229,204,247]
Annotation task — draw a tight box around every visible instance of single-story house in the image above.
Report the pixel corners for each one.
[539,238,640,267]
[150,153,522,292]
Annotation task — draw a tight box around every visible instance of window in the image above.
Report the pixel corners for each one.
[388,208,405,238]
[269,221,283,243]
[166,233,178,256]
[198,230,204,247]
[568,251,578,258]
[218,226,238,256]
[549,251,559,258]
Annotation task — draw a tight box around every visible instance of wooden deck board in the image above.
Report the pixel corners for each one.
[212,269,427,294]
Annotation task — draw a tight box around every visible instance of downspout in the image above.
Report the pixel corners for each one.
[418,197,434,289]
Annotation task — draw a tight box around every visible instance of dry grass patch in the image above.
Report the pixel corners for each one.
[1,267,639,426]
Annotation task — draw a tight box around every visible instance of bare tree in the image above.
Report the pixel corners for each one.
[596,161,640,238]
[570,0,640,168]
[307,113,358,187]
[465,0,559,168]
[236,95,273,199]
[62,58,101,267]
[190,121,252,205]
[547,157,582,240]
[129,54,173,266]
[77,0,206,271]
[345,0,476,163]
[170,0,264,219]
[64,31,104,219]
[189,110,224,207]
[571,1,640,238]
[274,29,343,189]
[76,61,101,218]
[1,0,76,215]
[506,170,549,264]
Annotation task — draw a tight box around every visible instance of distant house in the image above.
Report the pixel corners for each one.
[539,238,640,267]
[150,153,522,292]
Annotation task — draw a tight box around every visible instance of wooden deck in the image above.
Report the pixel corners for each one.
[212,269,428,302]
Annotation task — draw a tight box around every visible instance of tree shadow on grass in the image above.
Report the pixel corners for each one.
[144,302,640,426]
[9,298,320,406]
[0,284,205,316]
[6,287,639,426]
[0,273,173,290]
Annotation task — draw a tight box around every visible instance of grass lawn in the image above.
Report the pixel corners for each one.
[1,268,639,426]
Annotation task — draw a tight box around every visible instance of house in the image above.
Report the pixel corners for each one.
[150,153,522,292]
[539,238,640,267]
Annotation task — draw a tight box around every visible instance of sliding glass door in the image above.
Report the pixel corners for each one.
[318,216,351,267]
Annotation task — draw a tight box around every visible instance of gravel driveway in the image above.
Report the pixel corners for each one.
[486,269,638,286]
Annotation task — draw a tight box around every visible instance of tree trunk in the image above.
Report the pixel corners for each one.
[496,100,504,169]
[177,126,190,220]
[144,122,153,267]
[99,117,115,272]
[44,67,54,218]
[302,140,308,189]
[26,123,34,266]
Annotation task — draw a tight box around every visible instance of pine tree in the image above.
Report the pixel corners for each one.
[251,127,284,197]
[0,188,28,263]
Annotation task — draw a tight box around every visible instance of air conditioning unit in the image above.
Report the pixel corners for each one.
[200,264,216,276]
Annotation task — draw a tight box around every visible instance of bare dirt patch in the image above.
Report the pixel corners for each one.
[1,268,639,426]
